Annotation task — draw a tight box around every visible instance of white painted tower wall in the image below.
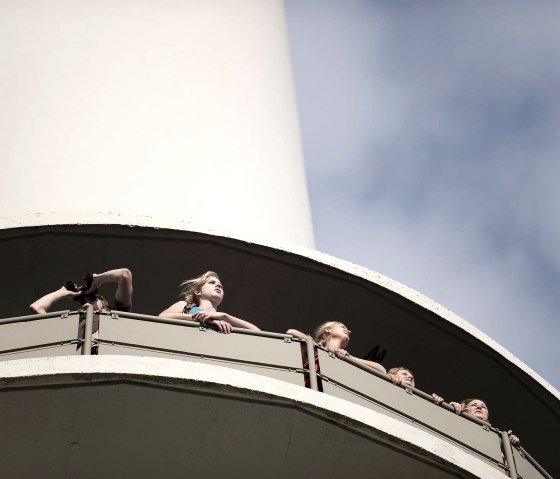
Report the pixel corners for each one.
[0,0,314,247]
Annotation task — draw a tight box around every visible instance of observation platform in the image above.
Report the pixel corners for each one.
[0,308,553,478]
[0,218,558,477]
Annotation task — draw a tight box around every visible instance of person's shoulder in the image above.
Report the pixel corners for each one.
[113,298,131,312]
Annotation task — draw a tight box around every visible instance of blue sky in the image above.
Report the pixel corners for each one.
[285,1,560,389]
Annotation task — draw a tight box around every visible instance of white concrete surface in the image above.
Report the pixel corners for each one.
[0,0,313,247]
[0,355,507,479]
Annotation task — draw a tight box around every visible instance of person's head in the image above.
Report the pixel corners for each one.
[312,321,351,348]
[82,295,110,311]
[388,367,415,388]
[180,271,223,306]
[460,398,489,422]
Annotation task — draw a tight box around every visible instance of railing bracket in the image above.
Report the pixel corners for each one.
[284,337,291,343]
[61,312,69,319]
[111,313,119,319]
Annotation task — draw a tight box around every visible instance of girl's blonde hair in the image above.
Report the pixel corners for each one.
[179,271,220,305]
[311,321,340,346]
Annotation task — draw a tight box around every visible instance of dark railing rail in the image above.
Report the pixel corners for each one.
[0,310,552,479]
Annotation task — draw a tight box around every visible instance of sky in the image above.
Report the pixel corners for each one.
[284,1,560,390]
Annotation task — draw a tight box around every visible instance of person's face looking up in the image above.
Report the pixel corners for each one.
[463,400,489,422]
[326,322,351,345]
[196,276,224,305]
[395,369,415,388]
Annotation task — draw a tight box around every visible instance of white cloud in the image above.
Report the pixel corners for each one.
[286,1,560,387]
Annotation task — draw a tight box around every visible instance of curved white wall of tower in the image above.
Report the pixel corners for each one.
[0,0,314,247]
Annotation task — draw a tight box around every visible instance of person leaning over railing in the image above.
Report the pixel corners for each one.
[29,267,133,352]
[388,366,454,408]
[159,271,260,333]
[287,321,386,374]
[449,398,520,446]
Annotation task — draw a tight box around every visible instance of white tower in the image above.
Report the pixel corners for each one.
[0,0,313,247]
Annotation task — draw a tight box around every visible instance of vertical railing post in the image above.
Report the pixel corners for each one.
[305,337,319,391]
[82,307,94,355]
[501,431,518,479]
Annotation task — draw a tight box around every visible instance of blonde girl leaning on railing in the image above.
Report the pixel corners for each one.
[159,271,260,333]
[287,321,386,374]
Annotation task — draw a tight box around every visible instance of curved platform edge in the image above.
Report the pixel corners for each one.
[0,354,506,479]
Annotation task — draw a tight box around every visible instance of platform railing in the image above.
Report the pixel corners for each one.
[0,309,552,479]
[0,310,81,358]
[96,310,306,386]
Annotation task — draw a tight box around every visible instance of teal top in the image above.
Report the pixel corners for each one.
[183,304,223,331]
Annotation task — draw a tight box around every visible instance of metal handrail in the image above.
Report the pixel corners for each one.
[106,311,498,436]
[320,344,494,428]
[519,446,554,479]
[305,337,319,391]
[0,310,71,325]
[314,343,512,472]
[0,309,515,428]
[114,310,293,340]
[82,307,93,355]
[100,311,305,378]
[501,430,518,478]
[0,309,553,478]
